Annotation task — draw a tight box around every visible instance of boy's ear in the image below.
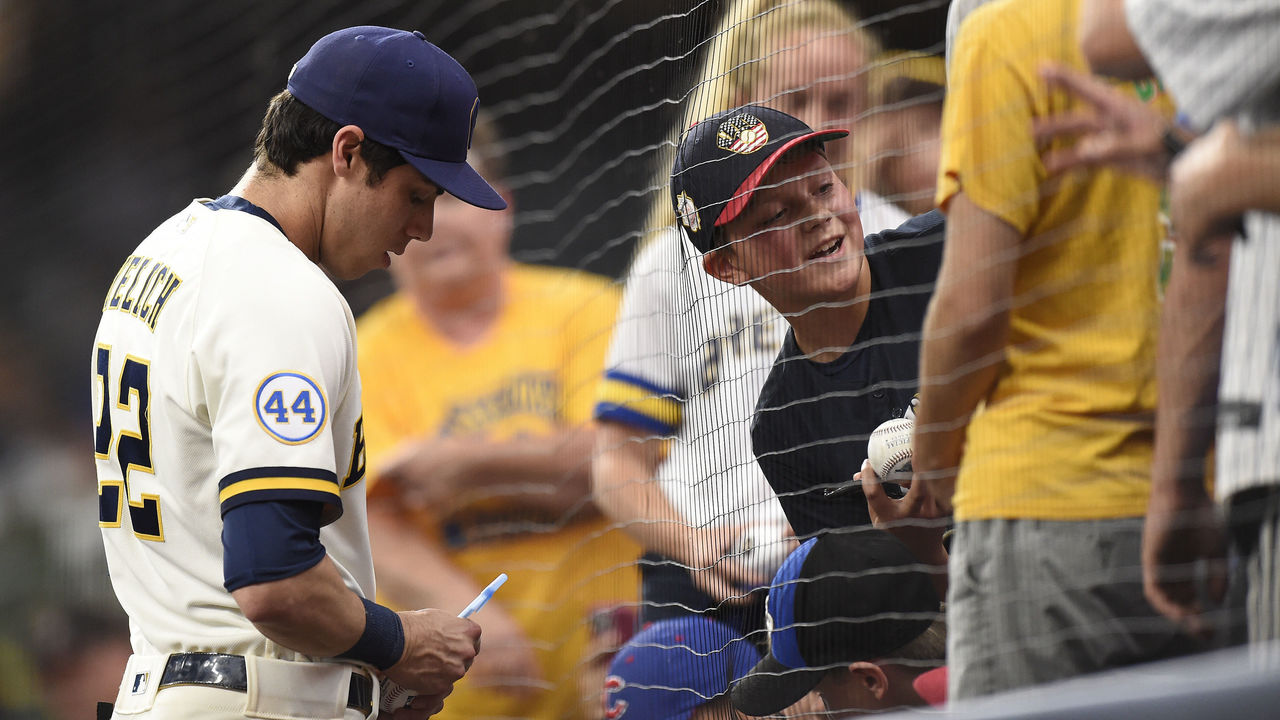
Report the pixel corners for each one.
[848,661,889,700]
[702,246,750,286]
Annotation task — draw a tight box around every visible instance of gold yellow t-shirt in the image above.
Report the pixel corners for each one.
[937,0,1174,520]
[357,263,638,720]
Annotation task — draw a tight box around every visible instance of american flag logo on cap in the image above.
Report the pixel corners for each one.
[675,192,700,232]
[717,112,769,154]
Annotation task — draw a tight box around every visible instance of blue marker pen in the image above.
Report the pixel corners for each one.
[458,573,508,618]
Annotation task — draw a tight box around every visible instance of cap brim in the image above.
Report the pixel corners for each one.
[401,151,507,210]
[714,129,849,227]
[729,654,826,717]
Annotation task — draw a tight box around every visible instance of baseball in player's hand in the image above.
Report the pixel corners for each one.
[460,601,545,698]
[383,608,481,708]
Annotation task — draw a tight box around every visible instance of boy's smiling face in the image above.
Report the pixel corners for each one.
[705,146,867,313]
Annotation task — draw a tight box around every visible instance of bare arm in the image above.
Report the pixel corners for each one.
[1170,122,1280,243]
[914,193,1021,508]
[1142,227,1231,638]
[1079,0,1153,78]
[231,549,482,703]
[590,420,683,556]
[232,555,365,656]
[591,420,758,602]
[382,425,597,518]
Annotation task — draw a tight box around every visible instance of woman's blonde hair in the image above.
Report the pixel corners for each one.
[640,0,881,243]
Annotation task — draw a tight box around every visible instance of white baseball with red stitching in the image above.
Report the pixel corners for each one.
[868,417,914,483]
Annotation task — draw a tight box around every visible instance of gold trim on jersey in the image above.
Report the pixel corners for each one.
[218,477,342,505]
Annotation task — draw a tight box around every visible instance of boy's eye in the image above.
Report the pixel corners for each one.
[758,207,786,228]
[817,182,834,196]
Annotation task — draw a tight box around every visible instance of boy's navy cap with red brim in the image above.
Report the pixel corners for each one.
[670,105,847,252]
[287,26,506,211]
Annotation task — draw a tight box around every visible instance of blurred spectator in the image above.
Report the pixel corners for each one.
[861,51,946,217]
[578,604,639,720]
[357,112,638,720]
[915,0,1201,699]
[730,530,945,717]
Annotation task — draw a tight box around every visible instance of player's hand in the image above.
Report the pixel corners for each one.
[459,601,545,698]
[684,526,765,605]
[1142,482,1227,641]
[1034,62,1174,181]
[860,460,948,567]
[383,608,481,709]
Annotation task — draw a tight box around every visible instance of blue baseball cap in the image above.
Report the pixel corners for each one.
[730,530,941,717]
[287,26,506,210]
[604,617,761,720]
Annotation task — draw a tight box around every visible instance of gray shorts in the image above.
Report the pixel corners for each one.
[947,517,1202,700]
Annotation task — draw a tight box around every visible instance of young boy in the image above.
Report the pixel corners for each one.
[670,105,945,538]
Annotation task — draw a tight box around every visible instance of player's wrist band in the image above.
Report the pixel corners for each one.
[337,597,405,671]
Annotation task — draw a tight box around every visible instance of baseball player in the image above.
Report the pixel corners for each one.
[667,104,946,540]
[92,27,503,719]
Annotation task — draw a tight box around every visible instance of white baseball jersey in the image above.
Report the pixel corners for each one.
[595,227,787,529]
[92,199,373,659]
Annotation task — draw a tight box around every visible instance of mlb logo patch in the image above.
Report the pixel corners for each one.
[675,192,700,232]
[717,112,769,154]
[131,672,149,695]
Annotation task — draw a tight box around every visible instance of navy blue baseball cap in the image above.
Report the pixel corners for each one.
[730,530,941,717]
[287,26,506,210]
[671,105,847,253]
[604,617,761,720]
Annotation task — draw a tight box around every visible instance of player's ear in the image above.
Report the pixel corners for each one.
[702,245,750,286]
[331,125,366,178]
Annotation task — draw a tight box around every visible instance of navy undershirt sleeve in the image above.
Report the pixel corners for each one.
[223,499,327,592]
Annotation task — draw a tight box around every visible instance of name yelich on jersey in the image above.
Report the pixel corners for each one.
[101,254,182,330]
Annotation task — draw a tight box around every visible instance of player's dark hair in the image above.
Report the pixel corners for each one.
[253,90,405,185]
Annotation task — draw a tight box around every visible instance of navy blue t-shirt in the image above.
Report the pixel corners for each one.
[750,210,945,538]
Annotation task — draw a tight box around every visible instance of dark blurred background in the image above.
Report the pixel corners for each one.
[0,0,947,715]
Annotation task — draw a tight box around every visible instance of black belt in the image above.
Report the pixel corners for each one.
[159,652,373,716]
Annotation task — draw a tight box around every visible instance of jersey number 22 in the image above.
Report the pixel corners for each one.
[94,345,162,541]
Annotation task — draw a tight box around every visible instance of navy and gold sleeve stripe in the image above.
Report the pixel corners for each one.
[218,466,342,520]
[593,369,682,436]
